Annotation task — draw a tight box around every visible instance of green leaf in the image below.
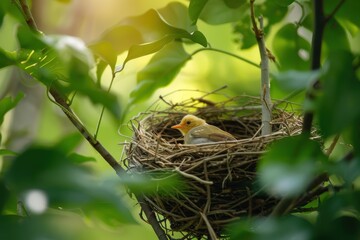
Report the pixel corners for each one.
[233,20,257,49]
[0,179,9,213]
[324,0,360,30]
[16,25,46,50]
[0,92,24,126]
[0,149,17,157]
[327,156,360,187]
[0,0,23,27]
[5,146,135,224]
[91,7,207,72]
[228,216,314,240]
[189,0,208,24]
[158,2,197,32]
[273,69,323,91]
[258,134,325,197]
[89,26,142,71]
[68,153,96,164]
[197,0,248,25]
[16,28,121,118]
[315,191,360,240]
[317,51,360,138]
[129,42,190,104]
[55,132,83,154]
[275,0,295,7]
[0,49,16,68]
[224,0,247,9]
[323,18,350,53]
[273,24,311,70]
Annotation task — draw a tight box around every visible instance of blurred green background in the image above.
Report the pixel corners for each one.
[0,0,266,239]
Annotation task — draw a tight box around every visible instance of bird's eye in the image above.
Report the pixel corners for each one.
[186,121,191,125]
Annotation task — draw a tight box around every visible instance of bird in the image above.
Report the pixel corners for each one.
[171,114,236,144]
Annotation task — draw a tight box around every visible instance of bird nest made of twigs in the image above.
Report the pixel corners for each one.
[123,94,308,239]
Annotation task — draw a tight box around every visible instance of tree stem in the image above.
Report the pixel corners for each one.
[250,0,272,136]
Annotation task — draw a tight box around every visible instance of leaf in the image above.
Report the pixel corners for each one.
[315,191,360,240]
[68,153,96,164]
[0,149,17,157]
[158,2,197,32]
[273,69,323,91]
[273,24,311,70]
[89,26,142,70]
[0,0,23,27]
[118,171,182,195]
[129,42,190,104]
[189,0,208,24]
[233,20,257,49]
[0,49,16,69]
[228,216,314,240]
[258,134,325,197]
[197,0,248,25]
[16,28,121,118]
[0,179,9,213]
[91,7,207,72]
[5,146,135,224]
[327,155,360,187]
[275,0,296,7]
[0,92,24,125]
[323,18,350,53]
[55,132,83,154]
[324,0,360,30]
[224,0,247,9]
[317,51,360,138]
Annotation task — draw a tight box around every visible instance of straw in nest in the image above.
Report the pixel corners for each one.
[123,94,315,239]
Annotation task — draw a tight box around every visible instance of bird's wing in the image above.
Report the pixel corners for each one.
[190,125,235,142]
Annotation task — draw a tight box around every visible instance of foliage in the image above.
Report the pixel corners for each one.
[1,0,360,239]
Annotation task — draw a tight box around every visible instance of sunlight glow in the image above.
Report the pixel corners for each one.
[25,189,48,214]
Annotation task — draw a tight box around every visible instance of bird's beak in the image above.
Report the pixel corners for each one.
[171,124,182,129]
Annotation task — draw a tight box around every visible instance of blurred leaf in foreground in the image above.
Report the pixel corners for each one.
[228,215,314,240]
[258,134,325,197]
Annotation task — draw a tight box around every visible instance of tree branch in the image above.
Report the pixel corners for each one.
[16,1,167,239]
[250,0,272,136]
[302,0,325,134]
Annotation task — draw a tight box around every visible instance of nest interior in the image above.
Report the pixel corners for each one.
[123,96,305,238]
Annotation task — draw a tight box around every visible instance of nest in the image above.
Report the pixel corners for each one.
[123,94,312,239]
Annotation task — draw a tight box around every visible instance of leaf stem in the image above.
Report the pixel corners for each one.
[191,47,260,69]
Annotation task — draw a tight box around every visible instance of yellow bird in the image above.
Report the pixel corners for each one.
[171,114,236,144]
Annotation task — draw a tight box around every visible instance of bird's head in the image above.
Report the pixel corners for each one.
[171,114,207,135]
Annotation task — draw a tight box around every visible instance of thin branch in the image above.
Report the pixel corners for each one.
[18,0,38,31]
[250,0,272,136]
[191,47,260,69]
[324,0,346,24]
[302,0,325,133]
[16,2,167,239]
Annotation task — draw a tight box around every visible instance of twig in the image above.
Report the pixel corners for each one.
[302,0,325,133]
[250,0,272,136]
[174,167,213,185]
[18,0,38,31]
[200,212,218,240]
[16,2,167,239]
[324,0,346,24]
[191,47,260,69]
